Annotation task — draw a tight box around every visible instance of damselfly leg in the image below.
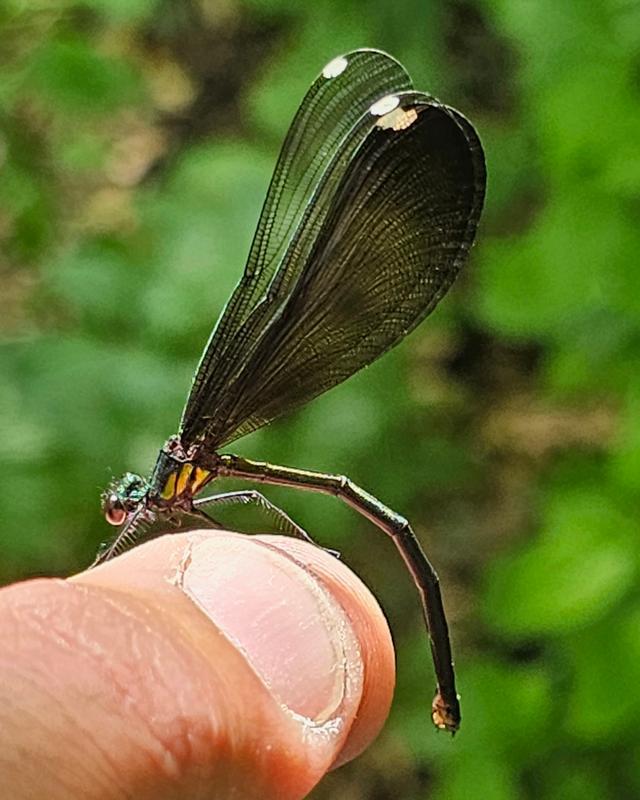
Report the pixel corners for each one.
[193,490,339,555]
[216,453,460,732]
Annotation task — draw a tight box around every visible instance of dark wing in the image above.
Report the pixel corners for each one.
[180,49,413,437]
[181,87,486,449]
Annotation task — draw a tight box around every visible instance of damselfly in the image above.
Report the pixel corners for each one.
[97,49,486,733]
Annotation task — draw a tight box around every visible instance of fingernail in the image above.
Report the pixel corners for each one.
[176,534,362,723]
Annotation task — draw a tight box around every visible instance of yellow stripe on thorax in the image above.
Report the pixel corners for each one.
[191,466,211,494]
[175,463,193,496]
[160,464,212,500]
[160,470,178,500]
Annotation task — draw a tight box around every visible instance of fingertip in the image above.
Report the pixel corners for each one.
[254,535,396,766]
[71,530,395,791]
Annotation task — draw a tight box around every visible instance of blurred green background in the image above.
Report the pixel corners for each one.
[2,0,639,797]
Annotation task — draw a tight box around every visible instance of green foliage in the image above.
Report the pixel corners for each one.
[1,0,639,798]
[484,489,637,636]
[29,39,143,113]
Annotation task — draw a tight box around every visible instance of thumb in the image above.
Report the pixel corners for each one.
[0,530,395,800]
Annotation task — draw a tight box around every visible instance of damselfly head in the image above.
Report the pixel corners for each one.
[102,472,150,526]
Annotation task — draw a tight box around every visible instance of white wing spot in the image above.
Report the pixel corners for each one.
[370,94,400,117]
[322,55,348,79]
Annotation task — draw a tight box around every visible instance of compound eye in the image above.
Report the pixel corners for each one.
[104,495,127,526]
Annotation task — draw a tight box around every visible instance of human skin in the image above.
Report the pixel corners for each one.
[0,530,396,799]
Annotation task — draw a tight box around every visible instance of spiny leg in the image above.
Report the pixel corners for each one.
[217,454,460,733]
[92,507,151,566]
[193,490,338,554]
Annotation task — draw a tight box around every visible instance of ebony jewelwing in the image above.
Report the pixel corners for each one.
[97,49,486,733]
